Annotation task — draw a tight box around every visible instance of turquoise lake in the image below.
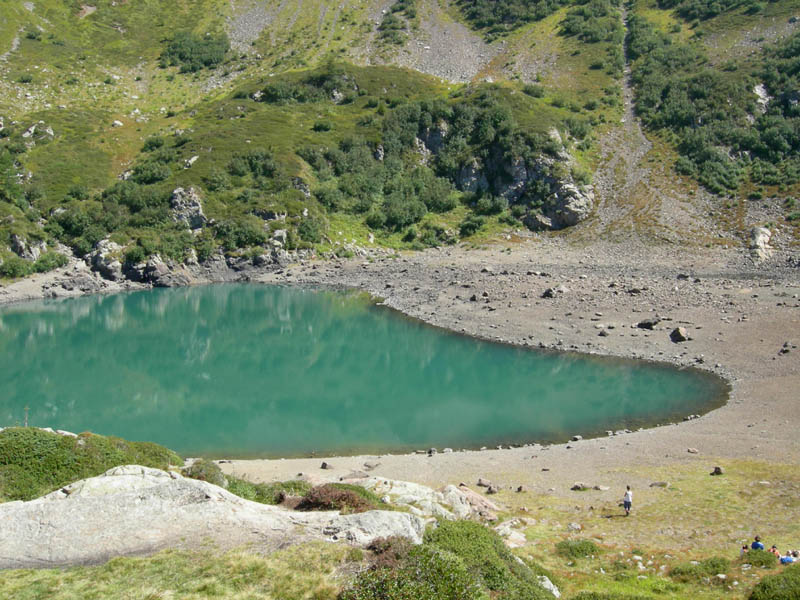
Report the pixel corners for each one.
[0,285,727,457]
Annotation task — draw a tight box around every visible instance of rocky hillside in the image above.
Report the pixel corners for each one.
[0,0,798,283]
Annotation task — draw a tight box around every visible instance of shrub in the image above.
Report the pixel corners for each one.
[32,251,68,273]
[747,549,778,568]
[313,120,333,132]
[749,565,800,600]
[182,459,227,488]
[161,31,229,72]
[18,74,33,84]
[226,477,311,505]
[0,427,181,501]
[132,161,171,184]
[459,215,485,237]
[340,545,485,600]
[205,168,231,191]
[556,539,599,559]
[0,256,33,278]
[298,483,378,513]
[124,245,147,264]
[571,593,652,600]
[424,520,552,598]
[669,556,730,583]
[367,536,414,570]
[297,213,327,243]
[523,84,545,97]
[142,136,165,152]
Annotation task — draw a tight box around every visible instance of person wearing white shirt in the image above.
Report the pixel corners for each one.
[623,486,633,516]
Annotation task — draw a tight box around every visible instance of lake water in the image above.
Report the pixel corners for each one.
[0,285,727,457]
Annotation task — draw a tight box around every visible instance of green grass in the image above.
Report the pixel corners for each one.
[0,427,181,501]
[0,543,352,600]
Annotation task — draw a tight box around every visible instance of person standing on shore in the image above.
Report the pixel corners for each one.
[623,485,632,516]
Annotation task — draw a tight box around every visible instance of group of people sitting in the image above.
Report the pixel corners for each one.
[743,536,800,564]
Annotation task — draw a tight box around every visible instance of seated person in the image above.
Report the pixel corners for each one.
[769,545,780,556]
[751,536,765,550]
[781,551,795,564]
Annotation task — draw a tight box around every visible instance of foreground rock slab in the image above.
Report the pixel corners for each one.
[0,465,425,569]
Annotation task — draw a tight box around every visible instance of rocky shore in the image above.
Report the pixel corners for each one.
[1,234,799,515]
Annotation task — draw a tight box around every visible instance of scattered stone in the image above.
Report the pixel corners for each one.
[363,462,381,471]
[111,120,124,127]
[593,485,610,491]
[567,522,582,532]
[320,461,333,470]
[571,435,582,442]
[649,481,669,488]
[710,466,724,476]
[571,482,589,491]
[486,485,499,495]
[516,485,527,493]
[537,575,561,598]
[687,448,699,454]
[669,327,689,343]
[477,478,492,488]
[637,317,660,330]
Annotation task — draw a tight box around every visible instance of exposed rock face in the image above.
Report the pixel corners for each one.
[170,187,207,230]
[749,227,774,262]
[88,239,123,281]
[347,476,501,521]
[457,159,490,193]
[0,465,426,569]
[10,233,46,261]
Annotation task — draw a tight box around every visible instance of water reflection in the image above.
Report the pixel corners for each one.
[0,285,727,456]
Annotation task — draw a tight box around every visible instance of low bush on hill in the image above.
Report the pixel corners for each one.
[298,483,384,514]
[669,556,731,583]
[747,549,779,568]
[556,539,601,559]
[341,521,553,600]
[0,427,181,501]
[226,477,311,504]
[749,564,800,600]
[160,31,229,72]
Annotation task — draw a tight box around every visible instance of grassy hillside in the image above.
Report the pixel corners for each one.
[0,427,181,501]
[1,0,798,281]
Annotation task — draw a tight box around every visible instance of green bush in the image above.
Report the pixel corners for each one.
[459,215,486,237]
[182,459,227,488]
[132,161,171,184]
[226,477,311,505]
[0,256,33,278]
[570,593,651,600]
[142,136,165,152]
[749,564,800,600]
[161,31,229,72]
[32,251,68,273]
[340,545,487,600]
[298,483,380,514]
[313,120,333,132]
[425,520,552,599]
[747,549,778,568]
[0,427,181,501]
[556,539,600,559]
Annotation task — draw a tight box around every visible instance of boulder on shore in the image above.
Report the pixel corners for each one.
[0,465,426,569]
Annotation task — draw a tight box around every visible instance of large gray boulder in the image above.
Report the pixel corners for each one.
[170,187,207,230]
[88,239,123,281]
[0,465,426,569]
[544,182,594,229]
[749,226,774,262]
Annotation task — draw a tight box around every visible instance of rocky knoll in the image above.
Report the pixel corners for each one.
[0,465,425,569]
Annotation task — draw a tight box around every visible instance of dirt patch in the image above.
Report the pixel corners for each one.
[78,5,97,19]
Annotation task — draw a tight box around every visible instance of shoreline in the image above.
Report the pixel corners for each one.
[1,238,799,495]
